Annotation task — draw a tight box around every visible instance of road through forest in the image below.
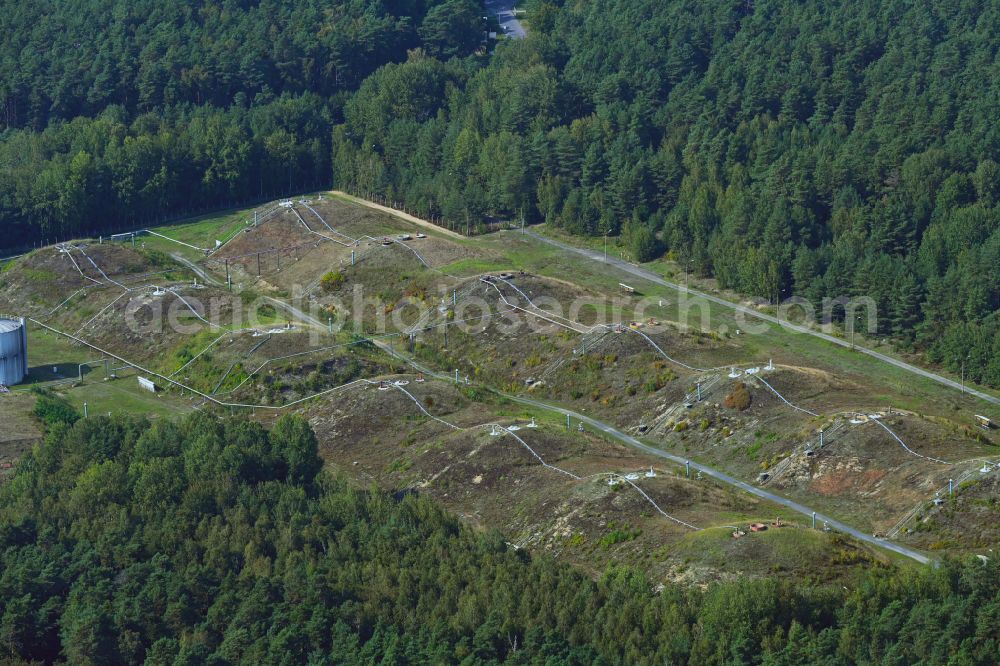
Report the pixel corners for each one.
[524,230,1000,409]
[484,0,526,38]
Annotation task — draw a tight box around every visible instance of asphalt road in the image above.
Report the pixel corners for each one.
[506,394,931,564]
[485,0,526,39]
[264,296,324,328]
[171,253,222,287]
[372,339,932,564]
[525,230,1000,409]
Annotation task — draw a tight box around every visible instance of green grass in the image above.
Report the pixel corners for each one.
[439,257,513,276]
[14,326,191,419]
[20,267,59,282]
[57,379,194,419]
[666,524,894,578]
[474,230,1000,423]
[21,328,96,384]
[138,206,258,261]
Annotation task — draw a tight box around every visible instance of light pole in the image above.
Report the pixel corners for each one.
[961,353,970,394]
[850,313,862,350]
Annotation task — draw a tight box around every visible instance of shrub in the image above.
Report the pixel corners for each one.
[320,271,346,292]
[724,382,751,411]
[31,391,80,426]
[599,525,641,548]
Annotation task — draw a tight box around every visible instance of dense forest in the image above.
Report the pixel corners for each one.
[0,0,484,247]
[3,0,997,385]
[1,401,999,664]
[330,0,1000,387]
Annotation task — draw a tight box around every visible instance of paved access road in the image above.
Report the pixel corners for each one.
[172,253,222,287]
[506,394,931,564]
[372,340,931,564]
[525,231,1000,409]
[485,0,526,39]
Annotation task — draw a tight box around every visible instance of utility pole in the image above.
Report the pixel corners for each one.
[850,313,863,350]
[961,353,970,394]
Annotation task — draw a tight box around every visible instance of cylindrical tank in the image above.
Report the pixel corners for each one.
[0,317,28,386]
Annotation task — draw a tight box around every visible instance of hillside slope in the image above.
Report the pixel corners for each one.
[331,0,1000,387]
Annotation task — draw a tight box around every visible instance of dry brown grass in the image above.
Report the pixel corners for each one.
[724,382,752,411]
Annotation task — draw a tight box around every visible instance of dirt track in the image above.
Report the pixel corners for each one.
[330,191,465,240]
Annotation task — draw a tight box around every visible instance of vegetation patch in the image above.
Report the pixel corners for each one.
[724,382,752,411]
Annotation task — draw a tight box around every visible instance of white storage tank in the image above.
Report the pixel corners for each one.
[0,317,27,386]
